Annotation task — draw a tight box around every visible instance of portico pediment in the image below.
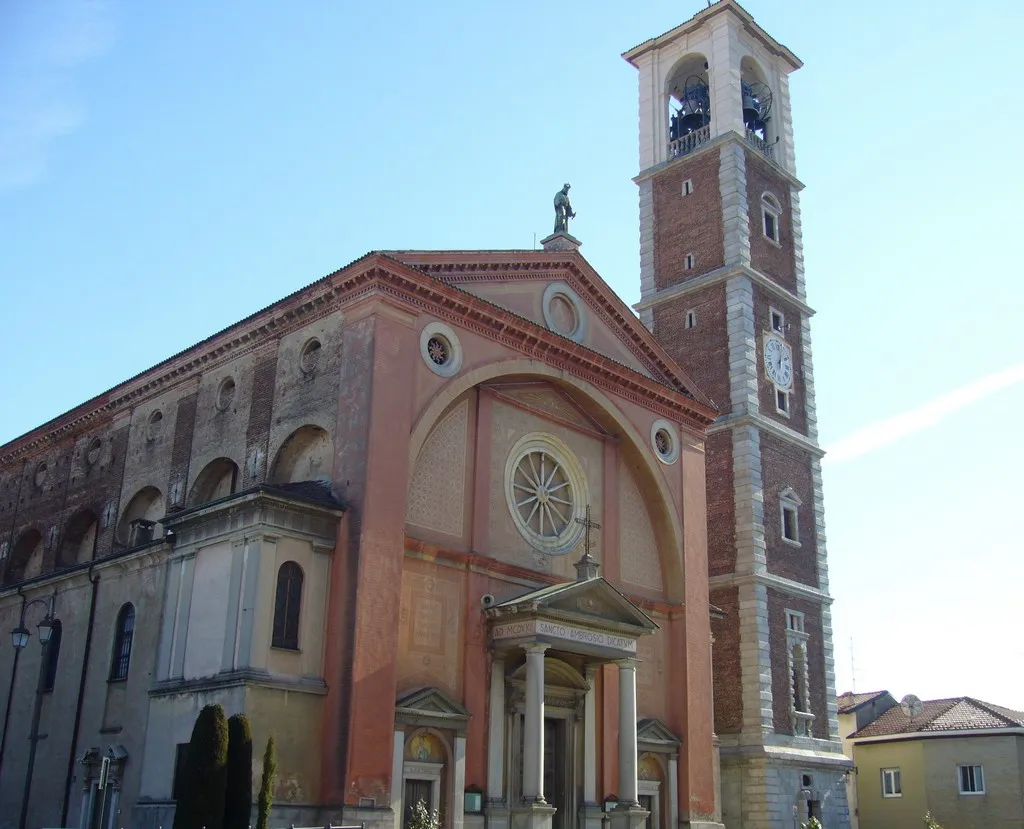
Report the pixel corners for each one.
[486,577,657,658]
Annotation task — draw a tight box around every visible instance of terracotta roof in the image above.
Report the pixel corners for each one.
[852,697,1024,738]
[837,690,889,715]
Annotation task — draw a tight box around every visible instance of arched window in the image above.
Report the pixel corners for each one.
[42,620,62,692]
[272,562,303,650]
[110,603,135,681]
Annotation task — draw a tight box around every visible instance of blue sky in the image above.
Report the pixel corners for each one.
[2,0,1022,708]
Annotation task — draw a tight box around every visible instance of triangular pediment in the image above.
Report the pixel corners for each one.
[490,577,658,634]
[486,381,609,435]
[395,687,471,726]
[637,717,681,747]
[383,251,714,411]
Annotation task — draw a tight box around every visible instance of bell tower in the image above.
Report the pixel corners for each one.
[623,3,851,828]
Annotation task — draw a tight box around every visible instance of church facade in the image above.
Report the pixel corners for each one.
[0,4,848,829]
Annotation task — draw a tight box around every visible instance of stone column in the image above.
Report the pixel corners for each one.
[487,657,506,803]
[617,660,639,806]
[522,644,548,803]
[668,756,679,829]
[453,735,467,829]
[579,665,604,829]
[391,730,406,829]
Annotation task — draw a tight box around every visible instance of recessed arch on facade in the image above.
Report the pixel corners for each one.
[187,457,239,506]
[59,509,99,566]
[269,425,333,485]
[4,528,44,584]
[407,360,687,600]
[116,486,165,546]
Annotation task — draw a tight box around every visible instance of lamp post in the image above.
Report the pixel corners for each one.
[6,590,59,829]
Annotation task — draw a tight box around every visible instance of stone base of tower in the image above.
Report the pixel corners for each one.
[718,744,851,829]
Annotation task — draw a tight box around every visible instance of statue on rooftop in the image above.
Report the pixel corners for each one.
[553,183,576,234]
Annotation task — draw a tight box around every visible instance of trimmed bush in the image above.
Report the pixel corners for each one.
[173,704,230,829]
[224,714,254,829]
[256,735,277,829]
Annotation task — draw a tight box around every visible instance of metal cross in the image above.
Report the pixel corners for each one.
[575,505,601,557]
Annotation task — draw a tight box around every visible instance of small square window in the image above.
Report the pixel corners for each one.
[684,254,695,271]
[683,179,694,196]
[882,768,902,798]
[782,504,799,543]
[776,387,790,415]
[685,310,697,329]
[786,610,805,633]
[770,308,785,333]
[959,765,984,794]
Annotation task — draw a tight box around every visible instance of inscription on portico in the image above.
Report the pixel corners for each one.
[492,619,637,654]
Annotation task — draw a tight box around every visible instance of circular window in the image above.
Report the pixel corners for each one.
[651,419,679,465]
[215,377,236,412]
[420,322,463,378]
[504,433,588,554]
[85,438,102,467]
[146,410,164,441]
[300,338,322,374]
[34,462,48,489]
[542,282,587,343]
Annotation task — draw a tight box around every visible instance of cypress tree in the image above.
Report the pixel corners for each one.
[224,714,254,829]
[173,704,230,829]
[255,735,277,829]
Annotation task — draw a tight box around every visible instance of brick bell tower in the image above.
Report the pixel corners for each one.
[623,3,851,828]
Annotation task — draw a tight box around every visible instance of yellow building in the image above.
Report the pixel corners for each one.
[848,696,1024,829]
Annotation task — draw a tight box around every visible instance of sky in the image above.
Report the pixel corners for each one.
[1,0,1023,708]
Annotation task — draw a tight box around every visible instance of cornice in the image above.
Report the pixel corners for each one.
[707,411,824,458]
[2,253,717,465]
[709,570,832,604]
[633,262,814,318]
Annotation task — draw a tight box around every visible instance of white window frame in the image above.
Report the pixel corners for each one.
[769,307,785,334]
[786,610,805,633]
[881,767,902,798]
[684,253,695,271]
[775,387,790,417]
[780,487,802,546]
[958,764,985,795]
[682,179,694,196]
[761,192,782,246]
[685,310,697,329]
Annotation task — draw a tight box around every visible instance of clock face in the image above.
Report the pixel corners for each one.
[763,335,793,389]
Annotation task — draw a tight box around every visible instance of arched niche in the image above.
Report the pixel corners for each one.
[269,425,333,484]
[5,529,44,584]
[408,362,687,601]
[188,457,239,506]
[740,55,776,143]
[117,486,165,546]
[59,509,99,566]
[665,52,711,143]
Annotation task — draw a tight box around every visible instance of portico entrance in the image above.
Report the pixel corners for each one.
[484,562,657,829]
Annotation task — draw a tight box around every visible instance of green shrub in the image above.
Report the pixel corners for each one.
[406,799,440,829]
[256,735,277,829]
[224,714,254,829]
[173,704,230,829]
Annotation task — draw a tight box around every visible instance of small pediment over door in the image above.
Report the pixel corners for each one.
[492,577,657,632]
[637,717,681,752]
[395,687,471,733]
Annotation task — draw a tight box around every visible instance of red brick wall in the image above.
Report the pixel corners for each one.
[745,152,796,292]
[760,433,817,587]
[244,350,279,486]
[651,284,729,411]
[169,393,198,509]
[710,586,741,734]
[753,287,807,435]
[705,431,735,577]
[767,589,829,739]
[653,150,724,289]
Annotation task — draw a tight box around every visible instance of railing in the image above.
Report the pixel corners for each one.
[744,129,775,161]
[667,124,711,160]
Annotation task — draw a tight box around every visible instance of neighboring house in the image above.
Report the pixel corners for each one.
[837,691,897,829]
[848,696,1024,829]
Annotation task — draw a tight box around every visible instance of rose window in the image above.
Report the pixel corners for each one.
[654,430,671,457]
[504,434,588,554]
[427,336,450,366]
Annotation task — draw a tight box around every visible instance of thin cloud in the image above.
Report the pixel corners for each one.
[0,0,114,192]
[825,363,1024,464]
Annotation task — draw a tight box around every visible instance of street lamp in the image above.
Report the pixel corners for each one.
[0,589,59,829]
